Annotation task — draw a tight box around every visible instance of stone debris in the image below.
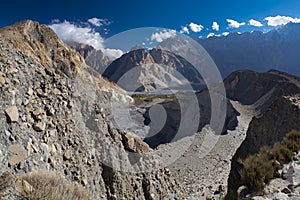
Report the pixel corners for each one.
[5,106,19,122]
[33,121,46,131]
[0,20,185,200]
[8,154,27,166]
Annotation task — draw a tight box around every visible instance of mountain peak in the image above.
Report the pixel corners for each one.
[0,20,84,78]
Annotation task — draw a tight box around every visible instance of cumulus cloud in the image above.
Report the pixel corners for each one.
[265,15,300,26]
[49,20,104,49]
[226,19,246,28]
[150,29,176,42]
[102,48,124,60]
[88,17,110,27]
[249,19,263,27]
[222,32,230,36]
[212,21,220,31]
[180,26,189,34]
[49,20,123,60]
[189,22,204,32]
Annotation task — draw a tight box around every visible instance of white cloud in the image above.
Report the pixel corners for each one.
[222,32,230,36]
[102,48,124,60]
[49,20,123,60]
[207,33,215,38]
[87,18,109,27]
[207,33,221,38]
[212,21,220,31]
[150,29,176,42]
[249,19,263,27]
[265,15,300,26]
[226,19,246,28]
[49,20,104,49]
[180,26,189,34]
[189,22,204,32]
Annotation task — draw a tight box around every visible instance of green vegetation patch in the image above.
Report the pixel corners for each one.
[239,130,300,193]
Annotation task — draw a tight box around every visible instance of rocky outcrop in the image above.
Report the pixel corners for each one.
[0,20,84,78]
[143,89,239,148]
[70,42,111,74]
[103,48,204,92]
[0,20,185,199]
[224,70,300,114]
[226,96,300,199]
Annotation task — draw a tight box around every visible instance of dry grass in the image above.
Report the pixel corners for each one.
[20,171,91,200]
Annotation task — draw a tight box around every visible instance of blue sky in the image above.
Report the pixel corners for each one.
[1,0,300,58]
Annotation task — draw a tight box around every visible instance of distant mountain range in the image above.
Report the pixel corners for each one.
[77,22,300,92]
[196,22,300,78]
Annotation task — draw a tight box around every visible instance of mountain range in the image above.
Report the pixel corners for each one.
[0,20,299,200]
[197,22,300,77]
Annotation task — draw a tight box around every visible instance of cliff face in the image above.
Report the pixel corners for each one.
[70,42,111,74]
[143,89,239,148]
[226,96,300,199]
[0,21,185,199]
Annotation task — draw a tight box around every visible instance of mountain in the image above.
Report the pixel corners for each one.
[69,42,111,74]
[143,89,239,148]
[223,70,300,199]
[197,22,300,78]
[103,48,205,92]
[0,20,185,199]
[224,69,300,114]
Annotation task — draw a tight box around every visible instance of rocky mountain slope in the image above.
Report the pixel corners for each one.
[102,48,204,92]
[0,20,185,199]
[224,70,300,199]
[224,69,300,114]
[197,22,300,78]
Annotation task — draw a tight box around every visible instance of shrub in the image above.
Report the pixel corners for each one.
[282,130,300,152]
[239,154,273,192]
[21,171,91,200]
[269,143,293,164]
[239,130,300,194]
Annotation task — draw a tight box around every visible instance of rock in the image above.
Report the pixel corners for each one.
[33,121,46,131]
[0,76,5,85]
[237,185,248,198]
[281,187,291,194]
[81,178,88,186]
[8,144,26,155]
[32,108,44,116]
[63,149,73,160]
[5,106,19,122]
[9,154,27,166]
[26,87,33,96]
[36,89,45,97]
[40,143,50,161]
[52,88,61,95]
[123,132,151,154]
